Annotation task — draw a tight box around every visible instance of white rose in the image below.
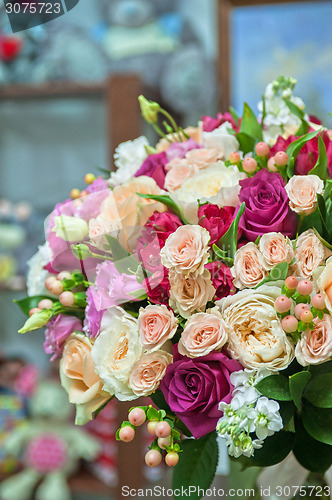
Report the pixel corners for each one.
[109,136,150,187]
[202,121,240,160]
[217,286,295,371]
[53,215,89,242]
[91,307,142,401]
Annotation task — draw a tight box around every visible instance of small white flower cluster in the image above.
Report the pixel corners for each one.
[216,369,283,458]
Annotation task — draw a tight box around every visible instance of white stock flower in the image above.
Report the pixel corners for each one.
[109,136,150,187]
[26,242,53,296]
[230,368,273,408]
[202,121,240,160]
[247,397,283,440]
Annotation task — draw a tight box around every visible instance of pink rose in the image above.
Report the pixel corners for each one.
[178,311,227,358]
[129,350,173,397]
[185,148,222,170]
[160,225,210,277]
[198,204,235,245]
[259,232,294,268]
[138,304,178,351]
[285,175,324,216]
[232,242,269,289]
[315,256,332,313]
[169,269,215,318]
[43,314,83,360]
[164,161,198,192]
[294,229,328,279]
[295,315,332,366]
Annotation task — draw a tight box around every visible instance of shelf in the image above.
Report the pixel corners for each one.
[0,81,106,100]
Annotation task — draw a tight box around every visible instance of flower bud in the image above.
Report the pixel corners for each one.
[138,95,160,124]
[71,243,92,260]
[18,310,53,334]
[53,215,89,242]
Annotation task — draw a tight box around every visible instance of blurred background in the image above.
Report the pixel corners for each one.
[0,0,332,499]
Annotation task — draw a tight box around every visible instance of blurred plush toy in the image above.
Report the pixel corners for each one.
[0,377,100,500]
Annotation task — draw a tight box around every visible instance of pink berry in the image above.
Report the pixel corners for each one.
[57,271,72,281]
[294,303,310,320]
[301,310,313,323]
[229,152,241,164]
[281,315,298,333]
[155,421,171,438]
[274,151,288,167]
[29,307,41,316]
[38,299,54,310]
[128,408,146,427]
[165,452,179,467]
[274,296,292,314]
[119,426,135,442]
[297,280,313,296]
[147,421,158,436]
[267,157,278,172]
[242,157,257,173]
[158,436,172,450]
[311,294,325,310]
[45,276,57,290]
[145,449,162,468]
[59,291,75,307]
[285,276,298,290]
[255,142,270,157]
[48,280,64,295]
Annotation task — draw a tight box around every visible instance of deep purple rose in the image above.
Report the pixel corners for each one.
[134,152,167,188]
[83,286,106,338]
[43,314,82,360]
[238,169,297,241]
[160,345,242,438]
[165,138,201,162]
[205,261,236,299]
[198,204,235,245]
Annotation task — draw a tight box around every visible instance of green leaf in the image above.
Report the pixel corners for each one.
[104,235,140,275]
[14,295,54,317]
[216,202,245,260]
[302,401,332,445]
[304,373,332,408]
[229,106,239,126]
[286,129,321,177]
[236,132,256,155]
[310,360,332,376]
[284,99,309,135]
[293,417,332,473]
[238,431,294,468]
[93,397,114,419]
[255,374,292,401]
[240,102,263,142]
[308,135,328,180]
[316,194,330,241]
[278,400,296,428]
[150,390,192,437]
[172,432,218,500]
[136,193,189,224]
[289,371,311,410]
[254,261,289,289]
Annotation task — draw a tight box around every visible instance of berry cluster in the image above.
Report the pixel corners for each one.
[117,406,181,468]
[228,142,289,178]
[70,173,96,200]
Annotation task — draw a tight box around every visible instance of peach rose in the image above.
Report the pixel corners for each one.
[217,286,295,371]
[295,315,332,366]
[232,242,269,289]
[285,175,324,215]
[128,350,173,397]
[100,176,166,250]
[178,310,227,358]
[316,256,332,313]
[185,148,222,170]
[294,229,329,279]
[164,162,198,193]
[60,333,110,425]
[138,304,178,351]
[259,232,294,268]
[169,269,215,318]
[160,225,210,277]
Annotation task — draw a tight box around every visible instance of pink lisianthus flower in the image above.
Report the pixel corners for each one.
[198,204,235,246]
[76,178,110,220]
[165,138,201,162]
[43,314,82,360]
[205,261,236,299]
[202,112,240,133]
[83,286,106,338]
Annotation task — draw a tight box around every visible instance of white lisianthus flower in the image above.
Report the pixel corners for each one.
[109,136,150,187]
[91,307,142,401]
[202,121,240,160]
[247,397,283,440]
[53,215,89,242]
[26,242,53,296]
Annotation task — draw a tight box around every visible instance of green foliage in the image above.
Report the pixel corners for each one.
[304,373,332,408]
[14,295,54,317]
[254,262,288,289]
[255,374,292,401]
[216,202,245,260]
[240,103,263,142]
[172,432,219,500]
[286,129,320,177]
[289,371,311,410]
[236,132,256,155]
[293,418,332,474]
[237,432,295,468]
[308,135,328,180]
[136,193,189,224]
[302,402,332,445]
[283,99,309,136]
[105,235,140,275]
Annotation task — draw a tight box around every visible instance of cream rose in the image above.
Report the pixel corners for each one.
[91,307,142,401]
[160,225,210,277]
[60,333,110,425]
[164,162,198,193]
[202,121,240,160]
[178,311,227,358]
[316,256,332,313]
[259,232,294,268]
[295,315,332,366]
[232,242,269,289]
[217,286,295,371]
[285,175,324,215]
[169,269,215,319]
[128,350,173,397]
[185,148,222,170]
[138,304,178,351]
[294,229,328,279]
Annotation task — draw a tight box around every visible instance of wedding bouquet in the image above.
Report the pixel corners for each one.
[17,76,332,497]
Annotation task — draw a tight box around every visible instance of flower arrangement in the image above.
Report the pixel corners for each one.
[17,76,332,496]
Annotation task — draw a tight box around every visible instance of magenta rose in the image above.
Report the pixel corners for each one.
[143,269,170,306]
[43,314,82,360]
[134,152,167,188]
[166,138,201,162]
[198,204,235,245]
[202,112,240,133]
[160,345,242,438]
[205,261,235,299]
[142,211,182,247]
[83,286,106,338]
[238,169,297,241]
[270,132,332,176]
